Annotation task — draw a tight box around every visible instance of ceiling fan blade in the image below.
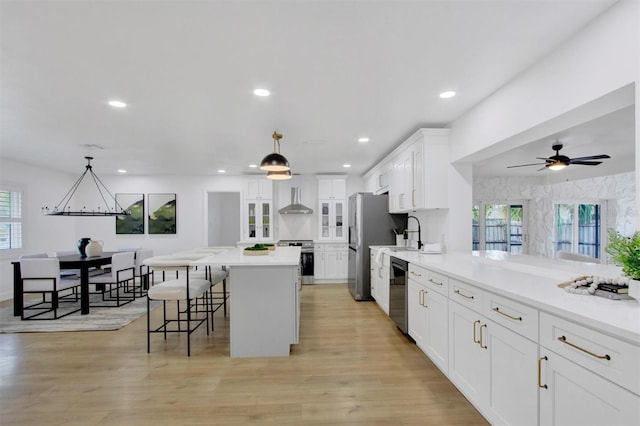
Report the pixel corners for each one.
[535,157,553,161]
[569,154,610,161]
[506,162,548,169]
[569,160,603,166]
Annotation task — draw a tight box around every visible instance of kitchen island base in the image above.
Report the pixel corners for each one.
[229,265,299,358]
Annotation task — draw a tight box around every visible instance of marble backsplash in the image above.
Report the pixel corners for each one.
[474,172,636,258]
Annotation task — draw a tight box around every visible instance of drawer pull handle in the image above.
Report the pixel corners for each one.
[411,271,422,277]
[473,320,480,344]
[419,290,424,306]
[493,307,522,321]
[479,324,488,349]
[557,336,611,360]
[538,356,548,389]
[454,289,474,299]
[428,278,443,286]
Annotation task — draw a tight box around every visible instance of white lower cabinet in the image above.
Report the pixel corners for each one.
[448,301,539,426]
[408,277,448,373]
[539,348,640,425]
[370,250,390,314]
[314,243,348,283]
[379,258,640,426]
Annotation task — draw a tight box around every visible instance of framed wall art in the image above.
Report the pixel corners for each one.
[148,193,177,234]
[115,193,145,234]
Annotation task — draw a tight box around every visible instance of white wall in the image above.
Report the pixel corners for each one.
[207,192,241,246]
[474,172,636,258]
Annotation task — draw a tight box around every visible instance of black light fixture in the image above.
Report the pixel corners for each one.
[42,156,130,216]
[260,131,290,172]
[267,169,292,180]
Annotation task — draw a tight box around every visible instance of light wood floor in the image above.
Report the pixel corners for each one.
[0,284,488,425]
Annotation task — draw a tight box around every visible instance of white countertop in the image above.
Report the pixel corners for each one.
[371,247,640,344]
[193,246,301,267]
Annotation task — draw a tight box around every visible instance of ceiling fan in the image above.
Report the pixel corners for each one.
[506,142,611,171]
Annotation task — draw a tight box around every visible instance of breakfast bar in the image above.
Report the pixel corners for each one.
[193,246,301,358]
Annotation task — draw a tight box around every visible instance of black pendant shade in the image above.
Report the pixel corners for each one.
[260,152,290,172]
[260,131,290,172]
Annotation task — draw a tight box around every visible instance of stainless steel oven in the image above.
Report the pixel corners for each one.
[389,256,409,334]
[277,240,314,284]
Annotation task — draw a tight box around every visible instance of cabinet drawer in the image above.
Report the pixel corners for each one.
[540,312,640,395]
[449,278,484,310]
[314,244,325,252]
[408,264,448,296]
[485,292,538,342]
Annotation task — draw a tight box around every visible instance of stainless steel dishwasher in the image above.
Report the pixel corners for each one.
[389,256,409,334]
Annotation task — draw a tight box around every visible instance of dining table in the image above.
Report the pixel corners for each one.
[13,252,116,316]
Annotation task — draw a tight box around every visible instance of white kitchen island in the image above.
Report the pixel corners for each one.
[194,247,301,358]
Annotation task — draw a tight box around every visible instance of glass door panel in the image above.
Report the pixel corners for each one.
[248,202,256,238]
[321,202,330,238]
[335,201,343,238]
[262,203,270,238]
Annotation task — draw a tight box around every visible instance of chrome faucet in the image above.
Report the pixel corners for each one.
[407,216,423,250]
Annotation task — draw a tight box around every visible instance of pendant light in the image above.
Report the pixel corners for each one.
[260,131,290,172]
[267,169,292,180]
[42,156,130,216]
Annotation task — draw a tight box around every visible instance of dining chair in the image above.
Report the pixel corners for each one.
[19,257,81,320]
[134,249,154,296]
[147,265,212,356]
[89,251,136,307]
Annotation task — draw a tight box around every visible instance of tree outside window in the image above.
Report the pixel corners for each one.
[554,203,601,259]
[0,189,23,250]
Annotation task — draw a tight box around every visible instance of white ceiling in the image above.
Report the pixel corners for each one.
[0,0,624,178]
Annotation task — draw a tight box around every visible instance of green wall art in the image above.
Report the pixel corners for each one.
[115,193,144,234]
[148,193,177,234]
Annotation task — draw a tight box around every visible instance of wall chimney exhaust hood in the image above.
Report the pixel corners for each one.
[279,187,313,215]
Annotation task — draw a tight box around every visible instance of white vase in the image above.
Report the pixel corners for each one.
[629,279,640,302]
[86,240,103,257]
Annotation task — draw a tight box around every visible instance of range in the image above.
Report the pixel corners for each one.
[276,240,314,284]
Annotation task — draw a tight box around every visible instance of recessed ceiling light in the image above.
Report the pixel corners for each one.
[117,169,127,174]
[108,100,127,108]
[217,169,226,174]
[248,164,257,168]
[343,164,351,168]
[357,137,370,143]
[253,89,270,97]
[439,91,456,99]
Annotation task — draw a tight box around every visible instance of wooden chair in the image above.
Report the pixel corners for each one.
[19,257,81,320]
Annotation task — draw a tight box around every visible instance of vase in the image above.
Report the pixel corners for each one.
[628,279,640,302]
[77,238,91,258]
[86,240,104,257]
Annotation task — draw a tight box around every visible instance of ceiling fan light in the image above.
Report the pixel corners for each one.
[267,169,292,180]
[547,162,567,171]
[260,152,290,171]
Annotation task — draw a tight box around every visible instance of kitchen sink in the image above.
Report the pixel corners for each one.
[389,247,419,252]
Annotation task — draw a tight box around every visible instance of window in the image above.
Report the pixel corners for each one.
[0,189,23,250]
[555,203,602,259]
[473,202,526,254]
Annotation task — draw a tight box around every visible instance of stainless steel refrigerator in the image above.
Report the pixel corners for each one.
[347,193,406,301]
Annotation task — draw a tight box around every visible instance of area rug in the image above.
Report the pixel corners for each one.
[0,296,160,333]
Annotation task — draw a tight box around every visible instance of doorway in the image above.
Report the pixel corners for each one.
[207,192,241,246]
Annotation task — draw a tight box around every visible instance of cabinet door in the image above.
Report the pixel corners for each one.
[333,200,345,240]
[245,201,272,241]
[336,250,348,278]
[318,178,345,199]
[539,349,640,426]
[411,142,423,209]
[314,251,325,278]
[378,264,389,314]
[370,255,378,301]
[260,202,272,239]
[485,319,538,426]
[319,201,331,239]
[448,302,489,407]
[324,251,339,279]
[247,179,272,199]
[423,289,448,374]
[408,279,426,346]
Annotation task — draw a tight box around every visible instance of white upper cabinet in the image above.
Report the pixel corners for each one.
[317,177,347,241]
[246,179,273,200]
[388,129,449,213]
[318,178,346,200]
[364,161,392,195]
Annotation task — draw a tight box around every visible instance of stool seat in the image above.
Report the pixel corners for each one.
[148,278,211,301]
